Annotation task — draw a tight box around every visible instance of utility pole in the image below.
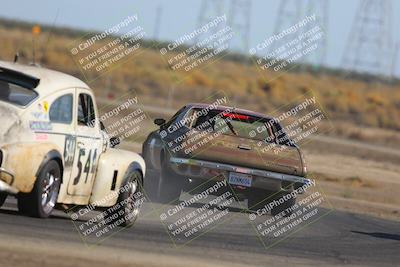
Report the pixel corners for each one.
[342,0,393,76]
[391,42,399,79]
[153,5,163,40]
[31,25,41,65]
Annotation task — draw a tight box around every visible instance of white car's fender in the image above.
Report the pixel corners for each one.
[89,148,145,207]
[1,142,62,193]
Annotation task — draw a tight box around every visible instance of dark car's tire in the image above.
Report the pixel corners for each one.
[0,193,7,208]
[271,193,296,217]
[143,169,160,201]
[248,189,272,212]
[155,156,182,204]
[18,160,61,218]
[105,170,144,228]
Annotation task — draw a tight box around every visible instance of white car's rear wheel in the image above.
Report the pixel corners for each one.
[18,160,61,218]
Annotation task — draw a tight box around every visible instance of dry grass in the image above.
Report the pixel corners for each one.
[1,24,400,138]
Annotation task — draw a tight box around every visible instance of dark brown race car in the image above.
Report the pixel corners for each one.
[143,103,310,216]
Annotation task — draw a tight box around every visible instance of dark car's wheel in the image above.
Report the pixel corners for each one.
[143,169,160,201]
[18,160,61,218]
[0,193,7,208]
[155,155,182,204]
[106,170,144,227]
[248,189,272,212]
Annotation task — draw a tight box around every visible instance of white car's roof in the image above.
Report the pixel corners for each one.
[0,61,90,96]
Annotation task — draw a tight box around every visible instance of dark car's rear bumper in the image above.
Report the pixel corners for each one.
[169,157,311,192]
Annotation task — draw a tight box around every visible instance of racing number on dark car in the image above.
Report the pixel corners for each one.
[73,149,97,185]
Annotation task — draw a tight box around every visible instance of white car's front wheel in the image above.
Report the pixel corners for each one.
[18,160,61,218]
[105,170,144,228]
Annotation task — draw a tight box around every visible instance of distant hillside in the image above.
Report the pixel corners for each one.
[0,17,400,133]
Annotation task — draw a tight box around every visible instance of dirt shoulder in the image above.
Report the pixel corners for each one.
[303,136,400,221]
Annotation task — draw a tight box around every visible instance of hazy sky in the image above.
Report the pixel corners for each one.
[1,0,399,75]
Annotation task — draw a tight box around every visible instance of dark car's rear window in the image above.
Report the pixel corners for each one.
[186,108,293,146]
[0,68,39,106]
[189,108,273,141]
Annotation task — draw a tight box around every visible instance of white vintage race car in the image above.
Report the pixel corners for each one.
[0,61,145,226]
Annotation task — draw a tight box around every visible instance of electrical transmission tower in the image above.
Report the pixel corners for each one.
[342,0,393,76]
[194,0,226,45]
[227,0,252,52]
[269,0,303,54]
[195,0,252,53]
[269,0,328,68]
[302,0,329,68]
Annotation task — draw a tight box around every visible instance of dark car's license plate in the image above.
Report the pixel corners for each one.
[228,172,252,187]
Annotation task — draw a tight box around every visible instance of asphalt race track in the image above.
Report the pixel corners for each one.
[0,197,399,267]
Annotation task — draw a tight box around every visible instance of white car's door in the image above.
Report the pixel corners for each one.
[66,89,102,199]
[43,89,76,201]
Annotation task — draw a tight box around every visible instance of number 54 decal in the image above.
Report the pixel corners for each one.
[73,149,97,185]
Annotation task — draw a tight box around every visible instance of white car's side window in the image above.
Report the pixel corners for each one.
[77,93,96,127]
[49,94,73,124]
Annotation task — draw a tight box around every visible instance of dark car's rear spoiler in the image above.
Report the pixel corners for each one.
[0,67,40,89]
